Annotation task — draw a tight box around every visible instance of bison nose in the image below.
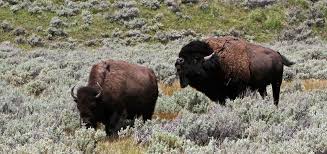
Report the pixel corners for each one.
[81,118,93,128]
[85,123,93,128]
[175,58,184,65]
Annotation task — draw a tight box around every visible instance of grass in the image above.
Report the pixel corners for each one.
[161,80,327,97]
[153,112,179,120]
[96,137,146,154]
[0,8,55,37]
[287,0,310,9]
[0,8,55,49]
[0,6,120,44]
[94,110,181,153]
[279,79,327,91]
[155,2,285,42]
[1,1,326,48]
[302,79,327,91]
[65,14,122,42]
[0,1,287,49]
[312,6,327,41]
[159,81,181,96]
[94,111,180,153]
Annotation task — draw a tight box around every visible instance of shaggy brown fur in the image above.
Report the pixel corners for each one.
[71,59,158,135]
[205,36,251,82]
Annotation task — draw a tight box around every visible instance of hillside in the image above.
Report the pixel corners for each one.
[1,0,327,49]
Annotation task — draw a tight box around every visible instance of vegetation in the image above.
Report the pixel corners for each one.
[1,0,327,153]
[1,0,326,49]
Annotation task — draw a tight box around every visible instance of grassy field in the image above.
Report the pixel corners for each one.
[1,36,327,153]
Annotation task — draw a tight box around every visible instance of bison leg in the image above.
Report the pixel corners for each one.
[105,111,122,137]
[216,97,226,106]
[142,112,153,121]
[142,104,156,121]
[272,80,281,106]
[258,87,267,99]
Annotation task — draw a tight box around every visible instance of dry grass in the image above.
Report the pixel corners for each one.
[94,111,179,153]
[159,81,181,96]
[282,79,327,91]
[153,112,179,120]
[161,80,327,97]
[302,79,327,91]
[96,138,145,154]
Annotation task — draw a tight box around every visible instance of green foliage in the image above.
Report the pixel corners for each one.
[0,7,55,32]
[3,0,327,49]
[287,0,310,9]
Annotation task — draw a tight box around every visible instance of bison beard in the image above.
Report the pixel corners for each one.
[175,36,295,106]
[71,59,158,136]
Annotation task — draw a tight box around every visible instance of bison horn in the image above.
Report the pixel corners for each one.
[204,52,215,60]
[71,85,77,100]
[95,82,102,98]
[176,58,184,65]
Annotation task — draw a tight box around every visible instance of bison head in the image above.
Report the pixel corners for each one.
[71,85,102,128]
[175,40,218,88]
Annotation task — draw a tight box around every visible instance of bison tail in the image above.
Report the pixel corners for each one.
[278,52,295,67]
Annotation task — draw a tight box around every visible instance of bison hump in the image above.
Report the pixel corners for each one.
[205,36,251,82]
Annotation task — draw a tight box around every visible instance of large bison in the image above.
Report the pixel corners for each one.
[71,59,158,135]
[175,36,295,106]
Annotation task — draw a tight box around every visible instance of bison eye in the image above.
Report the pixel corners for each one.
[193,57,201,63]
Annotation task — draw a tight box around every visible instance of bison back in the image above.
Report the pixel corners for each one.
[89,59,158,117]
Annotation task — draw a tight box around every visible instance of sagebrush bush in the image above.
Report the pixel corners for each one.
[141,0,160,10]
[27,34,44,47]
[0,20,14,32]
[243,0,277,8]
[12,27,26,36]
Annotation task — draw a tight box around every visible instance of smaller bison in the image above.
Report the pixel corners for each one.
[175,36,295,106]
[71,59,158,135]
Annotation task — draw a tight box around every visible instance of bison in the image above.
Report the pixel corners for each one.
[175,36,295,106]
[71,59,158,135]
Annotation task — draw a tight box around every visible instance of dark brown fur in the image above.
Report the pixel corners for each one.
[72,59,158,135]
[175,36,295,106]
